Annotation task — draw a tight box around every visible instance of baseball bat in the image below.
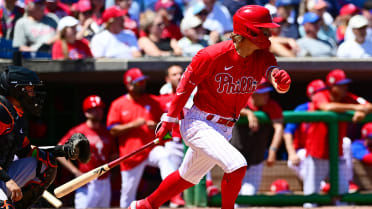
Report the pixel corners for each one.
[42,191,63,208]
[54,134,170,198]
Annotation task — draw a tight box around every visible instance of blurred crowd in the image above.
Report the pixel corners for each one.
[1,0,372,59]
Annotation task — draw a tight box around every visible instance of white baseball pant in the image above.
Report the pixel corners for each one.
[179,106,247,185]
[75,177,111,209]
[120,145,176,207]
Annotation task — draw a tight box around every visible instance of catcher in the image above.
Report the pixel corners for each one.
[0,65,90,209]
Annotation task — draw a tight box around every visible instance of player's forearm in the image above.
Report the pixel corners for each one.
[57,157,82,176]
[269,122,284,151]
[283,133,297,156]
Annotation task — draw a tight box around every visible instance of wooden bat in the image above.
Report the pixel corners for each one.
[54,135,169,198]
[42,191,62,208]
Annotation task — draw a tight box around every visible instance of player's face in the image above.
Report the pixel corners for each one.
[131,80,147,95]
[330,84,348,101]
[166,66,183,89]
[252,92,270,107]
[85,107,104,121]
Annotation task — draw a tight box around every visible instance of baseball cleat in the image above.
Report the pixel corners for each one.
[128,199,152,209]
[169,194,185,208]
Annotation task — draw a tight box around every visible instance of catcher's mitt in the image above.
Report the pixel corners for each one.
[63,133,91,163]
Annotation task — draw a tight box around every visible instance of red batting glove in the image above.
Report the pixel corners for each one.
[272,69,291,93]
[155,121,174,144]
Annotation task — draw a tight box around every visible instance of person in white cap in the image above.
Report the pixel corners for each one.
[337,15,372,58]
[178,15,208,57]
[52,16,93,59]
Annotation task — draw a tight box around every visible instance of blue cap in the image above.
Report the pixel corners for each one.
[302,12,320,25]
[255,86,273,94]
[275,0,299,7]
[192,2,206,15]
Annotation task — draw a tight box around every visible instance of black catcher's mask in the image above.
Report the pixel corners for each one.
[0,65,45,116]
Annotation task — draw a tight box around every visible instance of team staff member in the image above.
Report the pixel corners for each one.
[0,66,89,209]
[129,5,292,209]
[303,69,372,207]
[231,79,284,195]
[57,95,115,209]
[106,68,179,208]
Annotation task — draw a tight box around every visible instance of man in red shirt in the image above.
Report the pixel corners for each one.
[303,69,372,207]
[106,68,179,208]
[129,5,291,209]
[57,95,115,208]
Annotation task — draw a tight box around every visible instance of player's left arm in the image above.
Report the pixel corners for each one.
[266,119,284,166]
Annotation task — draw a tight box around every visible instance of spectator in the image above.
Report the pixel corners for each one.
[230,79,284,195]
[275,0,300,39]
[45,0,71,19]
[264,0,277,15]
[361,0,372,42]
[352,122,372,165]
[178,15,208,57]
[72,0,100,41]
[52,16,92,59]
[91,0,105,25]
[106,68,182,208]
[221,0,256,17]
[269,16,299,57]
[337,15,372,58]
[12,0,58,53]
[0,0,24,40]
[296,12,336,57]
[336,3,360,42]
[303,69,372,207]
[185,0,233,37]
[90,6,141,58]
[114,0,139,36]
[138,10,182,56]
[57,95,115,209]
[191,3,220,45]
[155,0,183,28]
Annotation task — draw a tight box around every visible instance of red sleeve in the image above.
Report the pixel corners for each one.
[52,41,64,60]
[106,99,122,127]
[343,93,368,104]
[312,91,329,110]
[78,40,93,58]
[259,51,278,80]
[362,153,372,165]
[262,99,283,120]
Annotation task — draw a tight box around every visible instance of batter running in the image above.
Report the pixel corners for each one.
[129,5,292,209]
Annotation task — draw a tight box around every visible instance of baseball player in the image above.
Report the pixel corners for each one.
[351,122,372,165]
[303,69,372,207]
[129,5,292,209]
[0,65,90,209]
[230,78,284,196]
[106,68,180,208]
[57,95,115,208]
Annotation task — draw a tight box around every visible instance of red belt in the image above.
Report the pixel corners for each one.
[206,114,235,127]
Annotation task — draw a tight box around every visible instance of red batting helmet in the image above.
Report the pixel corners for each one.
[306,79,326,98]
[361,123,372,139]
[233,5,279,49]
[270,179,291,194]
[83,95,104,112]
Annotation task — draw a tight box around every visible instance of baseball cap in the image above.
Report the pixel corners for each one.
[102,6,127,23]
[339,4,360,16]
[254,78,273,94]
[72,0,92,13]
[273,16,286,24]
[155,0,175,11]
[270,179,291,194]
[25,0,45,5]
[326,69,352,86]
[362,123,372,139]
[306,79,326,98]
[180,15,202,34]
[348,15,368,29]
[307,0,328,10]
[123,68,148,85]
[302,12,320,25]
[57,16,79,31]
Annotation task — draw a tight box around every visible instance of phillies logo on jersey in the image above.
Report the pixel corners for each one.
[215,73,258,94]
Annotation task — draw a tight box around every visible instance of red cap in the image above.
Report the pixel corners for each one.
[83,95,104,112]
[307,79,326,98]
[326,69,351,86]
[155,0,175,11]
[270,179,291,194]
[273,16,286,24]
[123,68,148,85]
[361,123,372,139]
[339,4,360,16]
[102,6,127,23]
[72,0,91,12]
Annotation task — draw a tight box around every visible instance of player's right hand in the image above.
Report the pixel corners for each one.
[155,121,173,142]
[6,179,23,202]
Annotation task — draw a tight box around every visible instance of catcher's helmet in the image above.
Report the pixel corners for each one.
[233,5,279,49]
[82,95,104,112]
[306,79,326,98]
[0,65,45,116]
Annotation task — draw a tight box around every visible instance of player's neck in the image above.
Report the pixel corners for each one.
[86,119,100,129]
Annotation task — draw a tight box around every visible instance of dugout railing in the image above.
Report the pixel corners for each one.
[186,111,372,207]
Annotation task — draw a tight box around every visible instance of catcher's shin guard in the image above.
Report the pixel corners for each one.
[0,200,15,209]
